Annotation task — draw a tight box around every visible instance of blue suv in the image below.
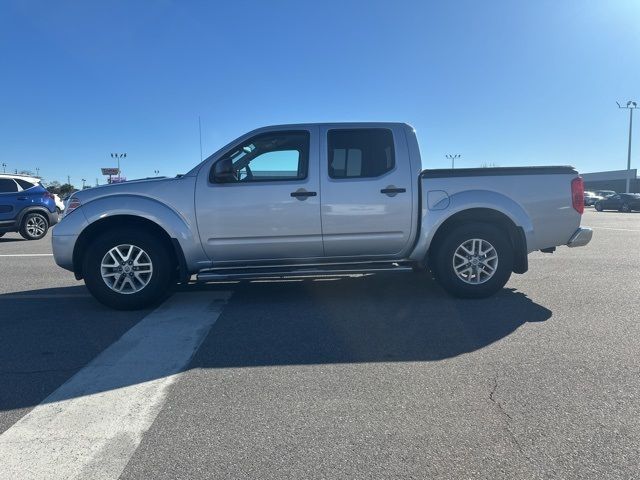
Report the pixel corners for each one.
[0,174,59,240]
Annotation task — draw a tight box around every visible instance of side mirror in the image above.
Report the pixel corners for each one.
[212,158,236,183]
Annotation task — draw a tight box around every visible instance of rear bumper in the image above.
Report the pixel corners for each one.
[567,227,593,248]
[48,210,59,226]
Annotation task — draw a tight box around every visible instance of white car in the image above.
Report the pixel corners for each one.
[52,193,65,213]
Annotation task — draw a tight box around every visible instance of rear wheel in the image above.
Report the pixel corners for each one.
[19,212,49,240]
[595,203,603,211]
[431,223,513,298]
[82,229,174,310]
[621,203,631,213]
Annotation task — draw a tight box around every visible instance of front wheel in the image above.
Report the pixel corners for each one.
[595,203,603,211]
[621,203,631,213]
[83,229,175,310]
[20,212,49,240]
[431,223,513,299]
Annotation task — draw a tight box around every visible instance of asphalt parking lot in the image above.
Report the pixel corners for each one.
[0,209,638,479]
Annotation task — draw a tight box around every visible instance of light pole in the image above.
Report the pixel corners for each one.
[35,167,40,177]
[1,163,5,173]
[617,101,637,193]
[81,178,86,189]
[446,154,460,169]
[110,153,127,177]
[154,169,160,176]
[67,175,71,186]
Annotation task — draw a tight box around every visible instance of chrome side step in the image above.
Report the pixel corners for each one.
[196,263,414,282]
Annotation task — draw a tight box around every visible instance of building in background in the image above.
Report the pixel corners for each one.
[582,169,638,194]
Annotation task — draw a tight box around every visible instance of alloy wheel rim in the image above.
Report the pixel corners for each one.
[452,238,498,285]
[26,216,46,237]
[100,244,153,294]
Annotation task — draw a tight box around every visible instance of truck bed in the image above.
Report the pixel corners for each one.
[413,166,583,258]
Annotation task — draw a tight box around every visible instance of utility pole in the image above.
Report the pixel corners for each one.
[110,153,127,178]
[446,154,460,169]
[67,175,71,185]
[617,101,637,193]
[1,163,6,173]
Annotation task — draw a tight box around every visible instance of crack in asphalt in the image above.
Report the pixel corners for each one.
[489,376,513,421]
[488,375,546,478]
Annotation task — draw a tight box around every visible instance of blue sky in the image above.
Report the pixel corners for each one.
[0,0,638,186]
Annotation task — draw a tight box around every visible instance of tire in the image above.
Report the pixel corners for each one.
[82,229,175,310]
[19,212,49,240]
[431,223,513,299]
[621,203,631,213]
[595,203,603,212]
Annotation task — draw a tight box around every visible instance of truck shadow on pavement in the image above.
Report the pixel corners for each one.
[0,275,551,417]
[188,274,552,369]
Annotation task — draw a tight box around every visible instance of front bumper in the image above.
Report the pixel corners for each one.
[51,234,77,271]
[51,208,87,272]
[567,227,593,248]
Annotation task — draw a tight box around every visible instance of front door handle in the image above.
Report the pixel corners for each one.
[17,197,28,201]
[291,189,317,200]
[380,186,406,197]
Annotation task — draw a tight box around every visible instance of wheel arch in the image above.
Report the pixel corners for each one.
[427,207,529,274]
[72,215,188,281]
[17,206,53,226]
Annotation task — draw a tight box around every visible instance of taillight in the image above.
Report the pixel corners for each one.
[571,177,584,214]
[64,197,82,217]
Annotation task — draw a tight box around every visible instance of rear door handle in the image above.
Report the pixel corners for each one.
[291,190,317,200]
[380,187,406,196]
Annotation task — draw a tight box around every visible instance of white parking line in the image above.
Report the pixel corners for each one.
[592,227,640,232]
[0,254,54,257]
[0,291,231,480]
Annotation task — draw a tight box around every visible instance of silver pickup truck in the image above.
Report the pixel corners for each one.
[52,123,592,310]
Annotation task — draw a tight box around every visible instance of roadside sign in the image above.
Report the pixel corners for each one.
[101,168,120,176]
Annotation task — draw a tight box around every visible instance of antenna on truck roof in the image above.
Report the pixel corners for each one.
[198,116,203,161]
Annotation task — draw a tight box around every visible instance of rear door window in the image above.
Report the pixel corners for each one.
[0,178,19,193]
[328,129,395,179]
[15,179,36,190]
